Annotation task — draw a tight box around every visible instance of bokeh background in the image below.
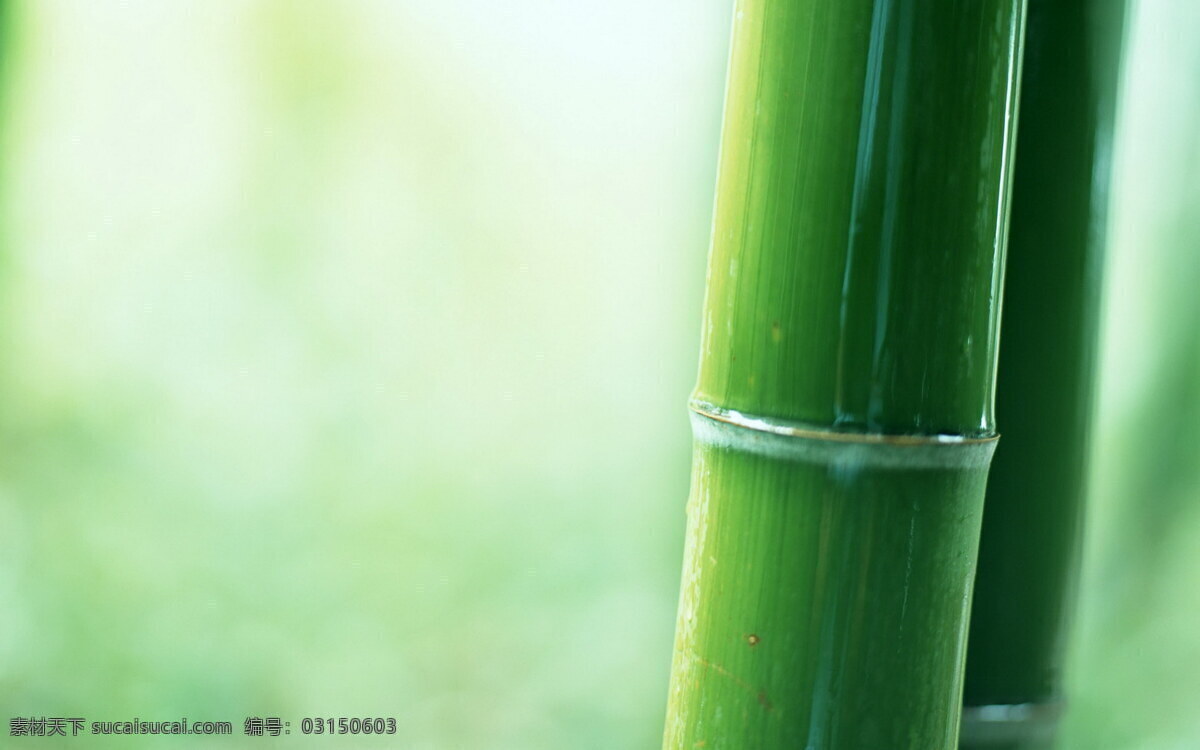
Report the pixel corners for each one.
[0,1,1195,748]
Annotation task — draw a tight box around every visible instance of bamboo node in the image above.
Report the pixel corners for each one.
[689,401,998,470]
[959,701,1065,747]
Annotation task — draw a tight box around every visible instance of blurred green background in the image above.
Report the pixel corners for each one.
[0,1,1195,748]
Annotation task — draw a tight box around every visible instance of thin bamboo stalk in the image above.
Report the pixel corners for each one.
[663,0,1027,747]
[960,1,1128,748]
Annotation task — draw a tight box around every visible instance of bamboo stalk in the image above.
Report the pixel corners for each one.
[960,2,1128,748]
[663,0,1027,747]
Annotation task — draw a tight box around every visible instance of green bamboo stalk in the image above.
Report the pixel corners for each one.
[960,2,1128,748]
[662,0,1026,747]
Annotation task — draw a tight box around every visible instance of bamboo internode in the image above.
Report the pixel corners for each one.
[962,1,1128,747]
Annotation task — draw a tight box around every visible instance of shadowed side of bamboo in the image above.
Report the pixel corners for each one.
[662,0,1027,748]
[960,2,1128,748]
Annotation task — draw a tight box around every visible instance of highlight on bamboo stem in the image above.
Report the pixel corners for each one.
[960,1,1128,748]
[662,0,1027,748]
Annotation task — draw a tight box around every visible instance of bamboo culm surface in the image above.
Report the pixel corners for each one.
[663,0,1027,748]
[961,1,1128,748]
